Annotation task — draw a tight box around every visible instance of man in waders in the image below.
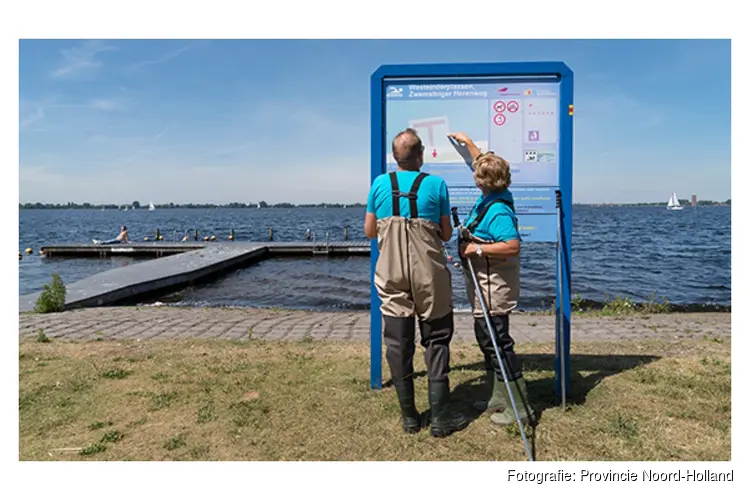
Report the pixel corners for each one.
[448,131,535,426]
[365,128,470,438]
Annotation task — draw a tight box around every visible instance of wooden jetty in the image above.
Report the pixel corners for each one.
[39,241,369,258]
[39,242,206,258]
[21,241,370,313]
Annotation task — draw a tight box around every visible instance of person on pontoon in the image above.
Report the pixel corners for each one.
[93,225,130,245]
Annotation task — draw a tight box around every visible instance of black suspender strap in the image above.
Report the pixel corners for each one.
[407,172,428,219]
[388,171,429,219]
[389,172,401,217]
[467,198,516,233]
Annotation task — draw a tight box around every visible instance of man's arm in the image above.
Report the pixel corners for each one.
[364,212,378,239]
[439,215,453,242]
[438,180,453,241]
[364,182,379,239]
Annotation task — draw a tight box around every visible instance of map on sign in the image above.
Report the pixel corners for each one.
[384,80,561,242]
[408,115,489,164]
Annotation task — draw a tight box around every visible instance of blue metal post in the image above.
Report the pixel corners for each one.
[370,70,384,390]
[556,66,574,400]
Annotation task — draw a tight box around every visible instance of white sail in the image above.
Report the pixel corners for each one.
[667,192,683,210]
[148,202,155,211]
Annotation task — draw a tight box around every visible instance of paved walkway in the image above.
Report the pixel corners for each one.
[18,307,731,343]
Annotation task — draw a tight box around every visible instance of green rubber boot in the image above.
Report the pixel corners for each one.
[472,371,507,413]
[393,380,421,433]
[489,377,534,426]
[428,380,471,438]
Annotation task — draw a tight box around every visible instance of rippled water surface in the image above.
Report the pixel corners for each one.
[19,206,731,311]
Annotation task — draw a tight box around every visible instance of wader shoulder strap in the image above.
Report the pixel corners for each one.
[389,172,401,217]
[467,198,516,233]
[389,171,429,219]
[408,172,428,218]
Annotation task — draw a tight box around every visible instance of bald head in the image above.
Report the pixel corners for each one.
[392,128,423,170]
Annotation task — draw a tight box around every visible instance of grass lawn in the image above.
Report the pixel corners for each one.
[19,335,730,461]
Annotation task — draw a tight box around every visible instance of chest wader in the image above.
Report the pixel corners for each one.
[462,198,534,426]
[374,172,469,437]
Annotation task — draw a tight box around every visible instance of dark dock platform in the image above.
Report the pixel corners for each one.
[39,241,370,258]
[21,241,370,312]
[40,242,207,257]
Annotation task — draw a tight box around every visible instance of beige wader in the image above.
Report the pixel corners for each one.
[374,171,471,436]
[460,198,523,382]
[374,172,454,384]
[462,196,535,424]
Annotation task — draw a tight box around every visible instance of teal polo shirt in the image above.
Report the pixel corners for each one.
[367,171,450,224]
[464,189,520,242]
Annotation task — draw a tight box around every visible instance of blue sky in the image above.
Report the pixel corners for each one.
[19,39,731,204]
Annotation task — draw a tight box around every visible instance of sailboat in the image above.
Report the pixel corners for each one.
[148,202,155,211]
[667,192,684,211]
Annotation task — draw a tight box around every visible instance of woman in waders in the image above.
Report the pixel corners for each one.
[448,132,535,426]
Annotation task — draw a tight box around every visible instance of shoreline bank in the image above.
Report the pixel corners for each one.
[19,307,731,343]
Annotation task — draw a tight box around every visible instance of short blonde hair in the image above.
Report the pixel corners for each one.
[473,153,511,192]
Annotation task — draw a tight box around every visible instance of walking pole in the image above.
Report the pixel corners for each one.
[451,207,533,462]
[555,189,566,410]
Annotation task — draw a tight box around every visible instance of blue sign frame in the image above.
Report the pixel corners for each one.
[369,62,573,401]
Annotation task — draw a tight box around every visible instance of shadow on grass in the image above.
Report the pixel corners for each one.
[383,352,660,456]
[458,353,659,414]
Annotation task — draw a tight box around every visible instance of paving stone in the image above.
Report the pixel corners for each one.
[18,308,731,344]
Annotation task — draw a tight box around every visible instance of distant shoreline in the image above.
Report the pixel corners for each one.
[19,202,368,210]
[573,202,730,208]
[19,201,730,210]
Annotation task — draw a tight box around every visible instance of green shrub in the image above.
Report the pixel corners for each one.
[34,273,66,313]
[35,329,51,343]
[80,443,106,456]
[571,293,585,312]
[602,295,635,316]
[640,293,672,314]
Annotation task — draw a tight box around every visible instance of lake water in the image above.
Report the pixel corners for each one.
[18,206,731,312]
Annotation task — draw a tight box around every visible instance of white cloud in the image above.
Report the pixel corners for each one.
[19,103,45,129]
[88,99,122,111]
[151,123,172,142]
[51,40,116,78]
[125,44,194,72]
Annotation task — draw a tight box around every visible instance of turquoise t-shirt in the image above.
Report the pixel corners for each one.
[367,171,450,224]
[464,189,520,242]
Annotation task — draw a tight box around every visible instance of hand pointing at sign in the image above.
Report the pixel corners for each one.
[447,132,482,165]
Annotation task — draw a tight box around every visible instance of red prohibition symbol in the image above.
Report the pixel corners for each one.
[493,101,506,113]
[507,101,519,113]
[493,113,507,126]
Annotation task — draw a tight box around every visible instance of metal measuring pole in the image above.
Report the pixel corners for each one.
[451,207,534,461]
[555,189,566,409]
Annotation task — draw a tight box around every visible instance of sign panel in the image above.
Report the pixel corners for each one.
[384,80,561,242]
[370,62,573,403]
